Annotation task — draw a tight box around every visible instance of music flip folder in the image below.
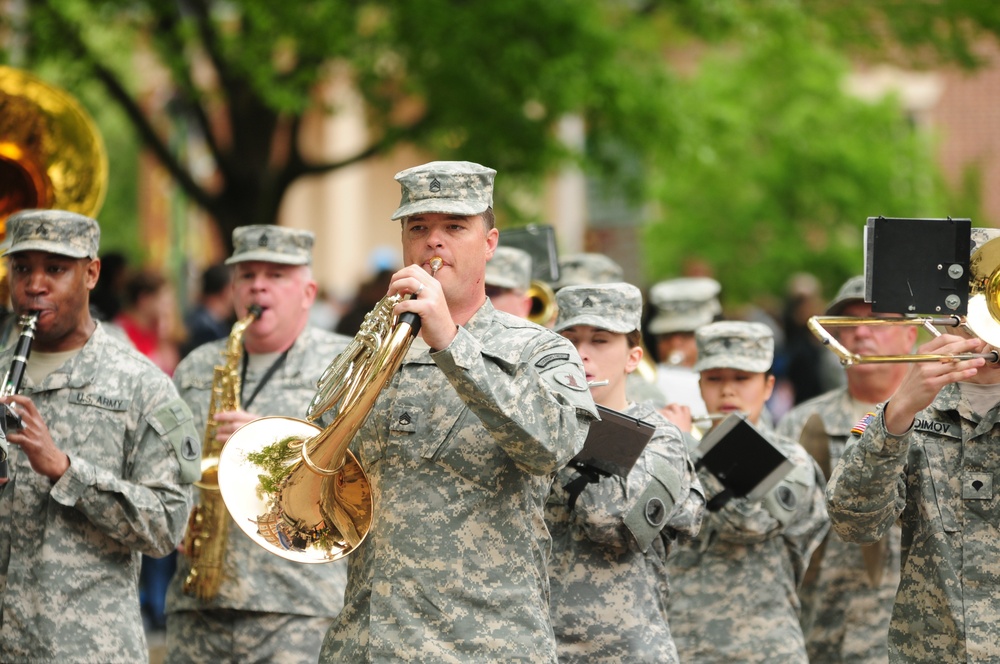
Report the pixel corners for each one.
[694,413,795,502]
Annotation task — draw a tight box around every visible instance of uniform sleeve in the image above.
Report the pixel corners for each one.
[432,325,598,475]
[705,441,829,559]
[571,422,698,553]
[779,457,830,587]
[826,405,909,544]
[49,384,199,558]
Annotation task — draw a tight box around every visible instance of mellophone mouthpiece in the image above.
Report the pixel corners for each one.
[0,312,40,480]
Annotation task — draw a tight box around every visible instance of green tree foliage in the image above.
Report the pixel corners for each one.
[2,0,997,294]
[7,0,675,252]
[642,19,982,304]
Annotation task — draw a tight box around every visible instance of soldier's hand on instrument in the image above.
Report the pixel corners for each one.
[390,263,458,352]
[213,408,259,442]
[884,334,984,434]
[660,403,693,433]
[0,394,70,482]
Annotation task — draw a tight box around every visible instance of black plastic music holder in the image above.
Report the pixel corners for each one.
[569,405,656,479]
[499,225,560,284]
[564,405,656,510]
[864,216,971,315]
[694,414,794,503]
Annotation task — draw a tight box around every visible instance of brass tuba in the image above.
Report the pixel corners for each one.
[0,66,108,229]
[217,259,442,563]
[0,66,108,307]
[181,305,261,600]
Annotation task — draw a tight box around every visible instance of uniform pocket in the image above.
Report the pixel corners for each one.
[917,442,960,535]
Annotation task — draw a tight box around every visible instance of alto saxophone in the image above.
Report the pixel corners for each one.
[181,305,262,600]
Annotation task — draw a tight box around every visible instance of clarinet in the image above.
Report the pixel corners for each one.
[0,313,40,480]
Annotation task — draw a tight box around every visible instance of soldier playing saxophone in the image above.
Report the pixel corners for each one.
[165,226,351,664]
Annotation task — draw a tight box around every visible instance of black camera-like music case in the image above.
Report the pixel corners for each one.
[695,414,795,501]
[569,405,656,479]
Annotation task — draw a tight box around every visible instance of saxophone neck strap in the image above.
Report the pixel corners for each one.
[240,343,292,411]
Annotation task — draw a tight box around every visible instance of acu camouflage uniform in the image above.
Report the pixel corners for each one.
[777,387,900,664]
[666,321,830,664]
[547,402,703,663]
[0,326,198,664]
[0,209,199,664]
[166,225,353,664]
[320,299,597,663]
[826,226,1000,663]
[546,283,705,663]
[166,326,351,662]
[827,383,1000,663]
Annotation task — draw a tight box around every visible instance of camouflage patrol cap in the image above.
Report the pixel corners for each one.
[391,161,496,220]
[694,321,774,373]
[825,275,866,315]
[5,209,100,259]
[225,225,314,266]
[486,246,532,292]
[648,277,722,335]
[553,253,624,289]
[554,282,643,334]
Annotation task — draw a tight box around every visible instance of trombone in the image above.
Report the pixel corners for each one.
[809,236,1000,367]
[808,315,999,366]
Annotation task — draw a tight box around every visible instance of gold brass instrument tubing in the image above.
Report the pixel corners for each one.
[692,413,736,423]
[808,315,999,367]
[217,258,443,564]
[182,305,262,600]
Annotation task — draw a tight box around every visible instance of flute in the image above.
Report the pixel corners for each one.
[693,413,736,423]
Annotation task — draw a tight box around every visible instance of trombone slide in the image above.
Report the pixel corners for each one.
[808,315,999,367]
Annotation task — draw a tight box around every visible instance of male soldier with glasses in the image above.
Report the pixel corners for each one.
[777,275,916,664]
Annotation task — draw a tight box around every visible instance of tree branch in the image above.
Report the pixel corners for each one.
[147,0,226,170]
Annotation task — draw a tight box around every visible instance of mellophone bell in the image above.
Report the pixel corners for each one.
[809,217,1000,364]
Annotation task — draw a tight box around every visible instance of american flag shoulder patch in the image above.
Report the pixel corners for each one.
[851,412,877,437]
